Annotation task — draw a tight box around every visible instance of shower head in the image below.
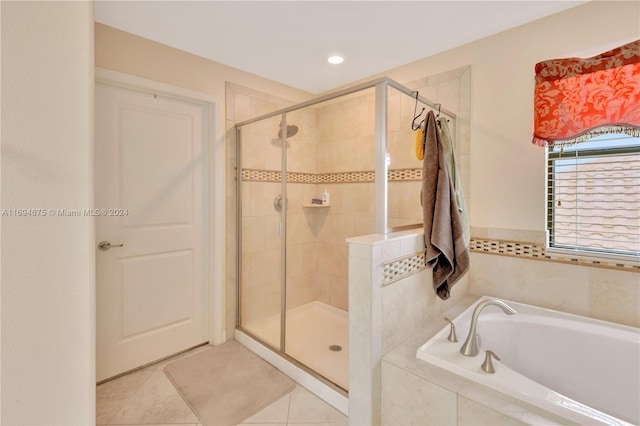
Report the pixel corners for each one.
[278,124,299,138]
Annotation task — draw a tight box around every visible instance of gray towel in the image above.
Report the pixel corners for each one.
[421,111,470,300]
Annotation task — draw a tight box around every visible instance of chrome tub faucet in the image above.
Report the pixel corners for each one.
[460,299,517,357]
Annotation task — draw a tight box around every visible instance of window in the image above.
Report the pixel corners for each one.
[546,132,640,263]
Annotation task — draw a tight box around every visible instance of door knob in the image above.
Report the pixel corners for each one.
[98,241,124,251]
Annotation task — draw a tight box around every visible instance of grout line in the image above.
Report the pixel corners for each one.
[100,371,155,426]
[285,385,295,425]
[98,345,208,425]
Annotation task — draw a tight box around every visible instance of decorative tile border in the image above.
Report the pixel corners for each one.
[240,169,316,183]
[241,169,282,182]
[380,237,638,288]
[470,238,640,272]
[381,251,430,286]
[388,168,422,181]
[242,168,422,184]
[317,171,375,183]
[469,239,545,258]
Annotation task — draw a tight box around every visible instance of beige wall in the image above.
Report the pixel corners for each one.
[94,1,640,345]
[376,0,640,235]
[375,0,640,327]
[96,23,314,340]
[95,23,311,116]
[1,1,95,423]
[0,3,633,422]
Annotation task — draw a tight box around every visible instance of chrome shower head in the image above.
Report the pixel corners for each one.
[278,124,298,138]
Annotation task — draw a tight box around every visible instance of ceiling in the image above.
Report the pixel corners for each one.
[95,1,586,94]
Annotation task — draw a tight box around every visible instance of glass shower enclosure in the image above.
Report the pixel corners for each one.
[235,77,456,392]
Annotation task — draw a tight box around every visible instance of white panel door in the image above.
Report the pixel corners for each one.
[96,83,209,381]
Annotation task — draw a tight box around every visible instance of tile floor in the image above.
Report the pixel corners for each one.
[96,345,349,426]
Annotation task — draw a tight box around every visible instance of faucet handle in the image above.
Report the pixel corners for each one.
[444,317,459,342]
[481,350,501,374]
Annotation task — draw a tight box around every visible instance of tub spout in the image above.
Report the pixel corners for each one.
[460,299,516,357]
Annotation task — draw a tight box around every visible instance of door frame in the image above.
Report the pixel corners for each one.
[95,67,225,346]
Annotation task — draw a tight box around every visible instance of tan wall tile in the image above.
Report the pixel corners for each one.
[241,282,281,325]
[316,272,331,305]
[234,93,251,123]
[589,268,640,327]
[318,242,348,278]
[398,181,423,221]
[242,215,265,253]
[286,272,317,310]
[330,275,349,311]
[287,242,318,278]
[342,183,371,216]
[388,129,422,170]
[354,215,375,236]
[387,93,401,133]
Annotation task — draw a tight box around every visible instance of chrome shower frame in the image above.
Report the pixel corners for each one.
[236,76,455,233]
[234,76,456,391]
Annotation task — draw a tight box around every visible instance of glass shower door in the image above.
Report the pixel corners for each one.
[238,114,285,350]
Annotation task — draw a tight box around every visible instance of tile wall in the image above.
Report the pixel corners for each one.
[228,84,322,328]
[378,263,639,425]
[315,90,376,311]
[225,83,296,335]
[347,230,470,425]
[469,248,640,328]
[468,226,639,328]
[226,69,470,330]
[314,67,472,310]
[387,66,471,229]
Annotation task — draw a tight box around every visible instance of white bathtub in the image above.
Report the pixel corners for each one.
[416,296,639,426]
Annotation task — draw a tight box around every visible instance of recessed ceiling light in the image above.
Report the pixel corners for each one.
[328,55,344,65]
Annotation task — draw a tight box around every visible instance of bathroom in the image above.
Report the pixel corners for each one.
[1,1,638,424]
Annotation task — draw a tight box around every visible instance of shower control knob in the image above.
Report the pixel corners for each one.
[273,194,287,211]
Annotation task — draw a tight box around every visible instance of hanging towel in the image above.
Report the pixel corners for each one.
[415,127,425,160]
[421,111,470,300]
[438,117,470,246]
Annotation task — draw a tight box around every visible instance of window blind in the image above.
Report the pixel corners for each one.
[546,134,640,260]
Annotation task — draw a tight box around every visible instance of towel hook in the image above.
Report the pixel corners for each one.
[434,103,444,128]
[411,91,425,131]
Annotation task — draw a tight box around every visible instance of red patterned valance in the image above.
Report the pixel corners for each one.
[532,40,640,147]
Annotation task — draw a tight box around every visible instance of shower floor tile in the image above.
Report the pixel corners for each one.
[243,301,349,390]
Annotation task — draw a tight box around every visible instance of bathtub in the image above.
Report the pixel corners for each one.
[416,296,639,426]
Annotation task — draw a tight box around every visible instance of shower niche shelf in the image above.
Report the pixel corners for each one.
[303,204,330,208]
